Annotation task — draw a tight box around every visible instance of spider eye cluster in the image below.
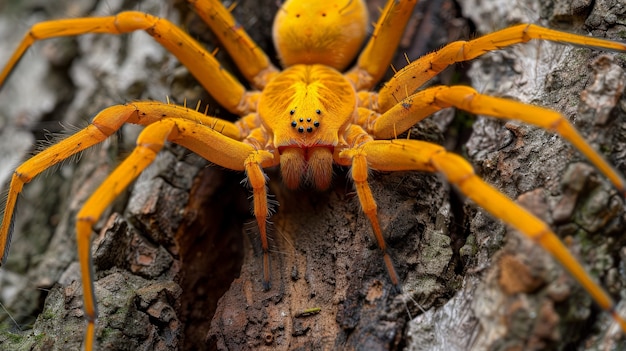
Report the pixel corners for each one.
[290,108,321,133]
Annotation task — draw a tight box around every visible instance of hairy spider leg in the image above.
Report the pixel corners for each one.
[188,0,278,88]
[339,139,626,332]
[377,23,626,112]
[231,122,283,288]
[336,127,401,288]
[76,116,265,350]
[0,102,240,266]
[0,11,259,114]
[345,0,417,90]
[244,151,277,289]
[366,85,626,195]
[11,104,268,351]
[74,119,188,351]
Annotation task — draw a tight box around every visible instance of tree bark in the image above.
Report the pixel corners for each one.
[0,0,625,350]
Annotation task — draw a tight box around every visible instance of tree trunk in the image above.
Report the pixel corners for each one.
[0,0,625,350]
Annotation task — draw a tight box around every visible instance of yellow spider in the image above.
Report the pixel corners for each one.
[1,0,626,349]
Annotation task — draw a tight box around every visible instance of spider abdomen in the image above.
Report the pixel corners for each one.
[272,0,368,70]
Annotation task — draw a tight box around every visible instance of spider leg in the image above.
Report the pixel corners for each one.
[74,115,269,350]
[0,99,277,349]
[0,102,240,266]
[366,85,626,195]
[335,126,401,288]
[226,126,280,289]
[243,151,277,290]
[0,12,257,114]
[179,111,279,289]
[345,0,417,90]
[76,119,182,351]
[187,0,278,89]
[338,139,626,332]
[378,24,626,111]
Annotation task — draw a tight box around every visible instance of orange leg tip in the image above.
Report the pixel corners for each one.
[262,252,271,291]
[262,280,271,291]
[610,309,626,333]
[383,253,401,292]
[85,321,95,351]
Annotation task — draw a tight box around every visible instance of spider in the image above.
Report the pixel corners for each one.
[1,0,626,349]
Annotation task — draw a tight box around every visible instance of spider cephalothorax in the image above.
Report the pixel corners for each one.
[1,0,626,349]
[258,64,356,189]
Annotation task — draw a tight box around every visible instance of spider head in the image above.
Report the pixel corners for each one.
[259,64,356,189]
[272,0,368,71]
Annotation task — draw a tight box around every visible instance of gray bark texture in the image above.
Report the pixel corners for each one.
[0,0,625,350]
